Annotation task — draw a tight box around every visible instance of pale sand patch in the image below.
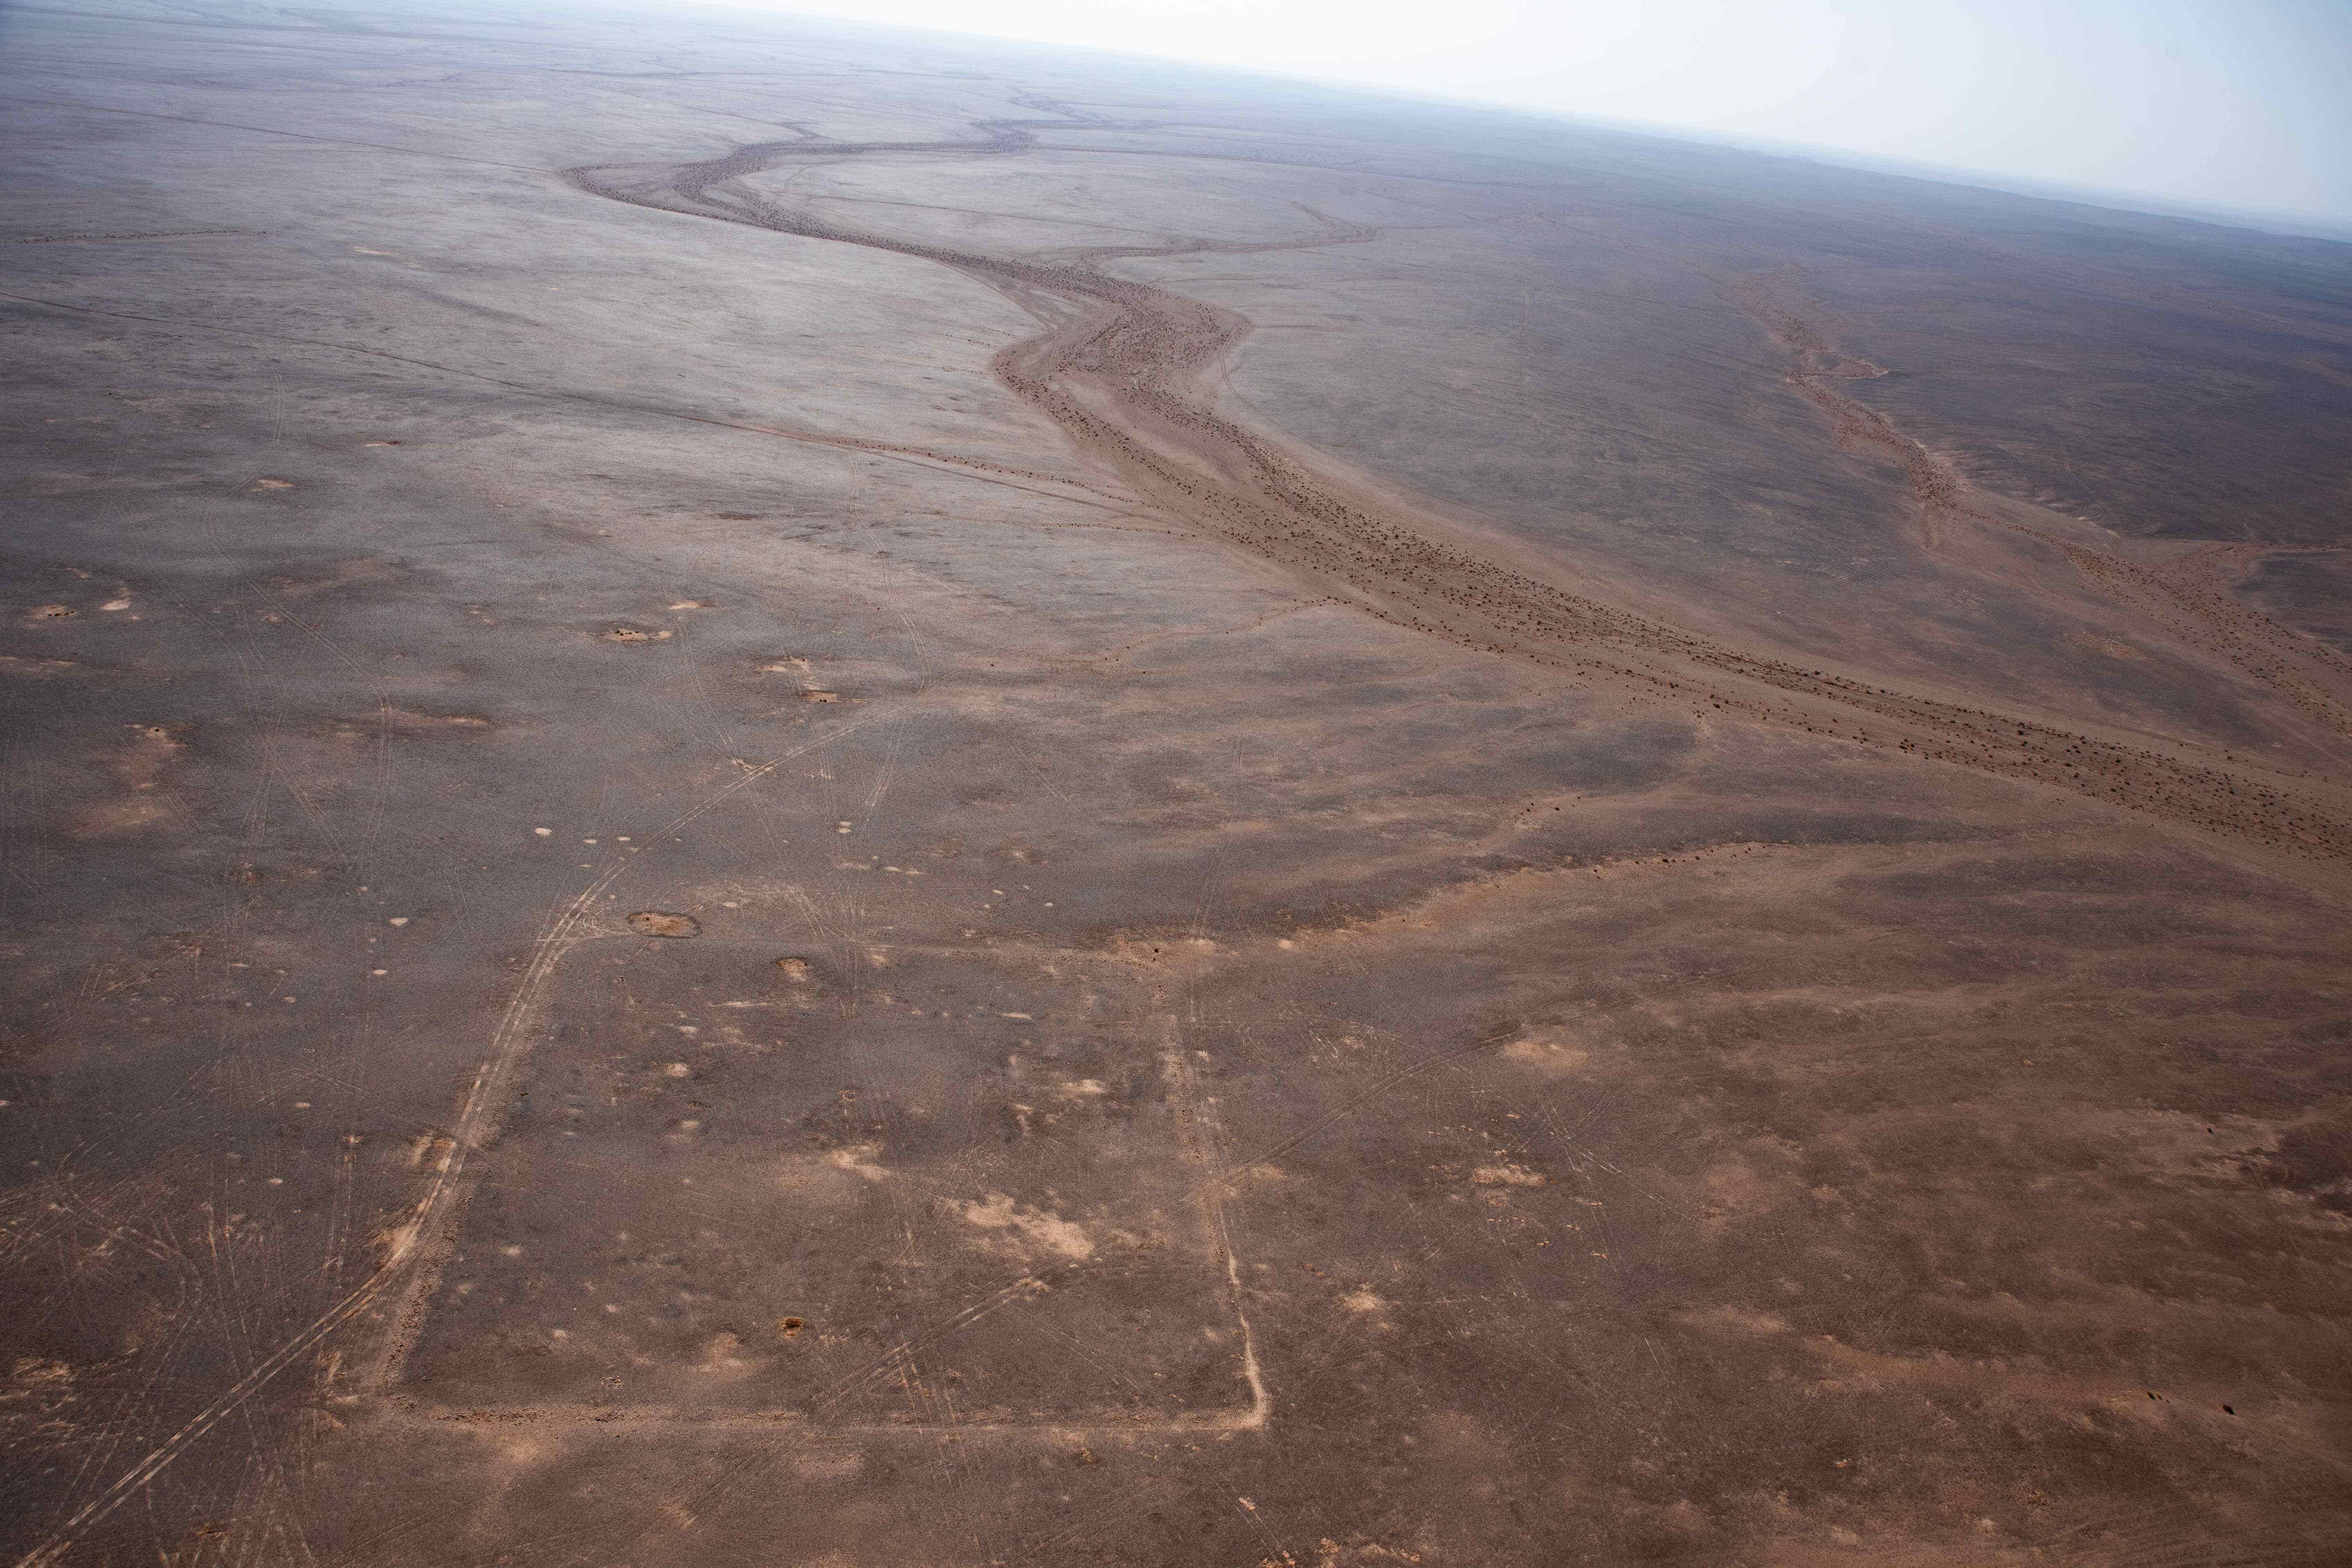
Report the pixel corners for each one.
[959,1191,1094,1260]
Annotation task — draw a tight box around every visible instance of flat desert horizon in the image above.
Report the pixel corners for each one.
[4,2,2351,1563]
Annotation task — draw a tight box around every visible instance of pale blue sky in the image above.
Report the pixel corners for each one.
[752,0,2352,228]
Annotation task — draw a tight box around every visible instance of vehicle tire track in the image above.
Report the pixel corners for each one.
[9,710,902,1567]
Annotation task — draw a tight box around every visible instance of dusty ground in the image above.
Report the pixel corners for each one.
[5,2,2352,1564]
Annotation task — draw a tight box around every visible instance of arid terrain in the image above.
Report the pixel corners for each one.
[4,2,2352,1564]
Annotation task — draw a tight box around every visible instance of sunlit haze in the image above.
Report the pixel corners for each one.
[751,0,2352,226]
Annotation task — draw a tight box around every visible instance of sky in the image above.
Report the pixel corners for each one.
[760,0,2352,228]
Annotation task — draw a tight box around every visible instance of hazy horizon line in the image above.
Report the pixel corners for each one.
[686,0,2352,247]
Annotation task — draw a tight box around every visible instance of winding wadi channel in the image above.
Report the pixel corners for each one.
[572,117,2352,869]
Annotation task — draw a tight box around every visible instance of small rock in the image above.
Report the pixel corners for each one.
[629,911,700,939]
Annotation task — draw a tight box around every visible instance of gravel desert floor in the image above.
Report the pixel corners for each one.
[5,3,2352,1564]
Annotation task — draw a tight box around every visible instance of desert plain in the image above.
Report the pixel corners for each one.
[4,2,2352,1563]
